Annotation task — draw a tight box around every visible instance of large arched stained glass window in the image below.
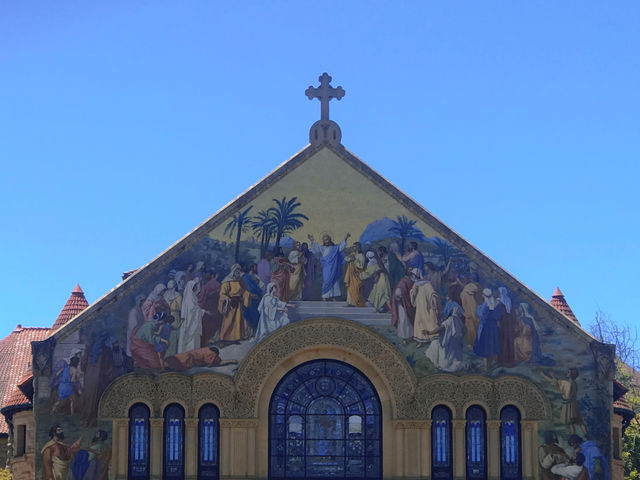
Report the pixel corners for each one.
[198,404,220,479]
[129,403,150,480]
[269,359,382,480]
[163,403,185,480]
[500,406,521,480]
[430,405,452,480]
[465,406,487,480]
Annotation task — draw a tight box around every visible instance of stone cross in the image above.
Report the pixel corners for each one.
[305,73,345,122]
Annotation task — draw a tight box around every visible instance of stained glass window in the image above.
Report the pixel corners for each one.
[500,406,521,480]
[163,403,185,480]
[465,406,487,480]
[199,404,220,479]
[129,403,150,480]
[269,359,381,479]
[430,405,452,480]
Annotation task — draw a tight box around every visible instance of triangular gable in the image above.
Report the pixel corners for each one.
[52,142,594,346]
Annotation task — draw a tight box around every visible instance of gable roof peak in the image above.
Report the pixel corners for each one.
[550,287,579,324]
[51,284,90,331]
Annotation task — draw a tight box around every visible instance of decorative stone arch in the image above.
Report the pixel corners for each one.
[234,317,417,419]
[414,373,550,479]
[99,372,235,480]
[234,317,417,479]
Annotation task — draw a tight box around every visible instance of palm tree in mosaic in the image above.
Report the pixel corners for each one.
[251,209,277,257]
[268,197,309,250]
[389,215,423,254]
[224,205,253,262]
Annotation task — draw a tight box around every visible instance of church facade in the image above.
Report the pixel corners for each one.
[29,75,620,480]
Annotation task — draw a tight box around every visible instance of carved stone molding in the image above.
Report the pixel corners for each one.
[392,420,430,430]
[414,374,550,420]
[233,318,416,418]
[219,419,259,428]
[100,372,235,418]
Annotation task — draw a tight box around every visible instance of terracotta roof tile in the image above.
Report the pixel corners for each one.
[4,387,29,408]
[550,287,579,324]
[51,284,89,331]
[0,326,50,433]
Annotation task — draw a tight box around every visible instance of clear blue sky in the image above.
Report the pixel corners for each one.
[1,1,639,339]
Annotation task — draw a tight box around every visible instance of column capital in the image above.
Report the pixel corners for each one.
[219,418,259,428]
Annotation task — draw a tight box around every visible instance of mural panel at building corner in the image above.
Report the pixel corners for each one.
[36,192,611,478]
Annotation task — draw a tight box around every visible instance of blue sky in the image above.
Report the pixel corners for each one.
[1,1,639,339]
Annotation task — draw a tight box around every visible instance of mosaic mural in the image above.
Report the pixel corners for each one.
[33,149,611,479]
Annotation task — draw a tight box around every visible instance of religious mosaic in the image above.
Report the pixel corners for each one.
[32,147,611,479]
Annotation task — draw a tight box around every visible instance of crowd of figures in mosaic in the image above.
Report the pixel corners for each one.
[34,187,611,479]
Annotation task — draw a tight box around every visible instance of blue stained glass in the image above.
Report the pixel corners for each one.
[465,405,487,479]
[129,404,150,480]
[500,406,521,480]
[199,404,219,479]
[431,406,452,479]
[269,360,382,479]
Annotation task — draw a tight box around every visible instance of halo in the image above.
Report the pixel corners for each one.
[320,230,334,240]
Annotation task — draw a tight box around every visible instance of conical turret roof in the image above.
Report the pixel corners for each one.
[550,287,579,324]
[51,284,89,331]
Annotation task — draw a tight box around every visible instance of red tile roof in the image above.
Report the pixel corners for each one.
[51,284,89,331]
[550,287,579,324]
[0,326,50,433]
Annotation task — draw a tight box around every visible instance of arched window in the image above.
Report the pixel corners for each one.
[163,403,185,480]
[431,405,452,480]
[129,403,150,480]
[465,405,487,480]
[500,406,521,480]
[198,404,220,479]
[269,359,382,479]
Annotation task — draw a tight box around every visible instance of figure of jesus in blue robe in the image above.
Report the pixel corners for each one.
[308,233,350,300]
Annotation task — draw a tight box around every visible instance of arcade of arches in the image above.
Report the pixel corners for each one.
[100,318,550,480]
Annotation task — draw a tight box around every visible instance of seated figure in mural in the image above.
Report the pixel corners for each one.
[473,288,505,372]
[164,345,238,371]
[255,283,293,342]
[308,232,349,301]
[551,452,589,480]
[539,430,571,480]
[71,430,111,480]
[344,241,366,307]
[423,302,467,372]
[410,270,441,348]
[391,267,416,345]
[540,368,588,436]
[567,434,609,480]
[42,425,83,480]
[288,241,307,301]
[141,283,169,322]
[360,251,391,312]
[218,264,253,341]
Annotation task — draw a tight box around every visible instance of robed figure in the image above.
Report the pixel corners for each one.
[255,283,291,342]
[198,273,222,347]
[309,233,349,300]
[179,279,206,353]
[344,242,366,307]
[218,264,252,341]
[242,265,264,333]
[391,269,416,344]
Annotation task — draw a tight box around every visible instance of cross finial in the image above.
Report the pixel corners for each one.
[305,73,345,122]
[305,73,345,147]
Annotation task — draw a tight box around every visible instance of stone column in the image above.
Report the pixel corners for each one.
[422,420,431,478]
[112,418,129,480]
[220,420,231,479]
[487,420,501,480]
[149,418,164,480]
[219,419,258,479]
[452,419,466,480]
[185,418,198,480]
[521,421,538,479]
